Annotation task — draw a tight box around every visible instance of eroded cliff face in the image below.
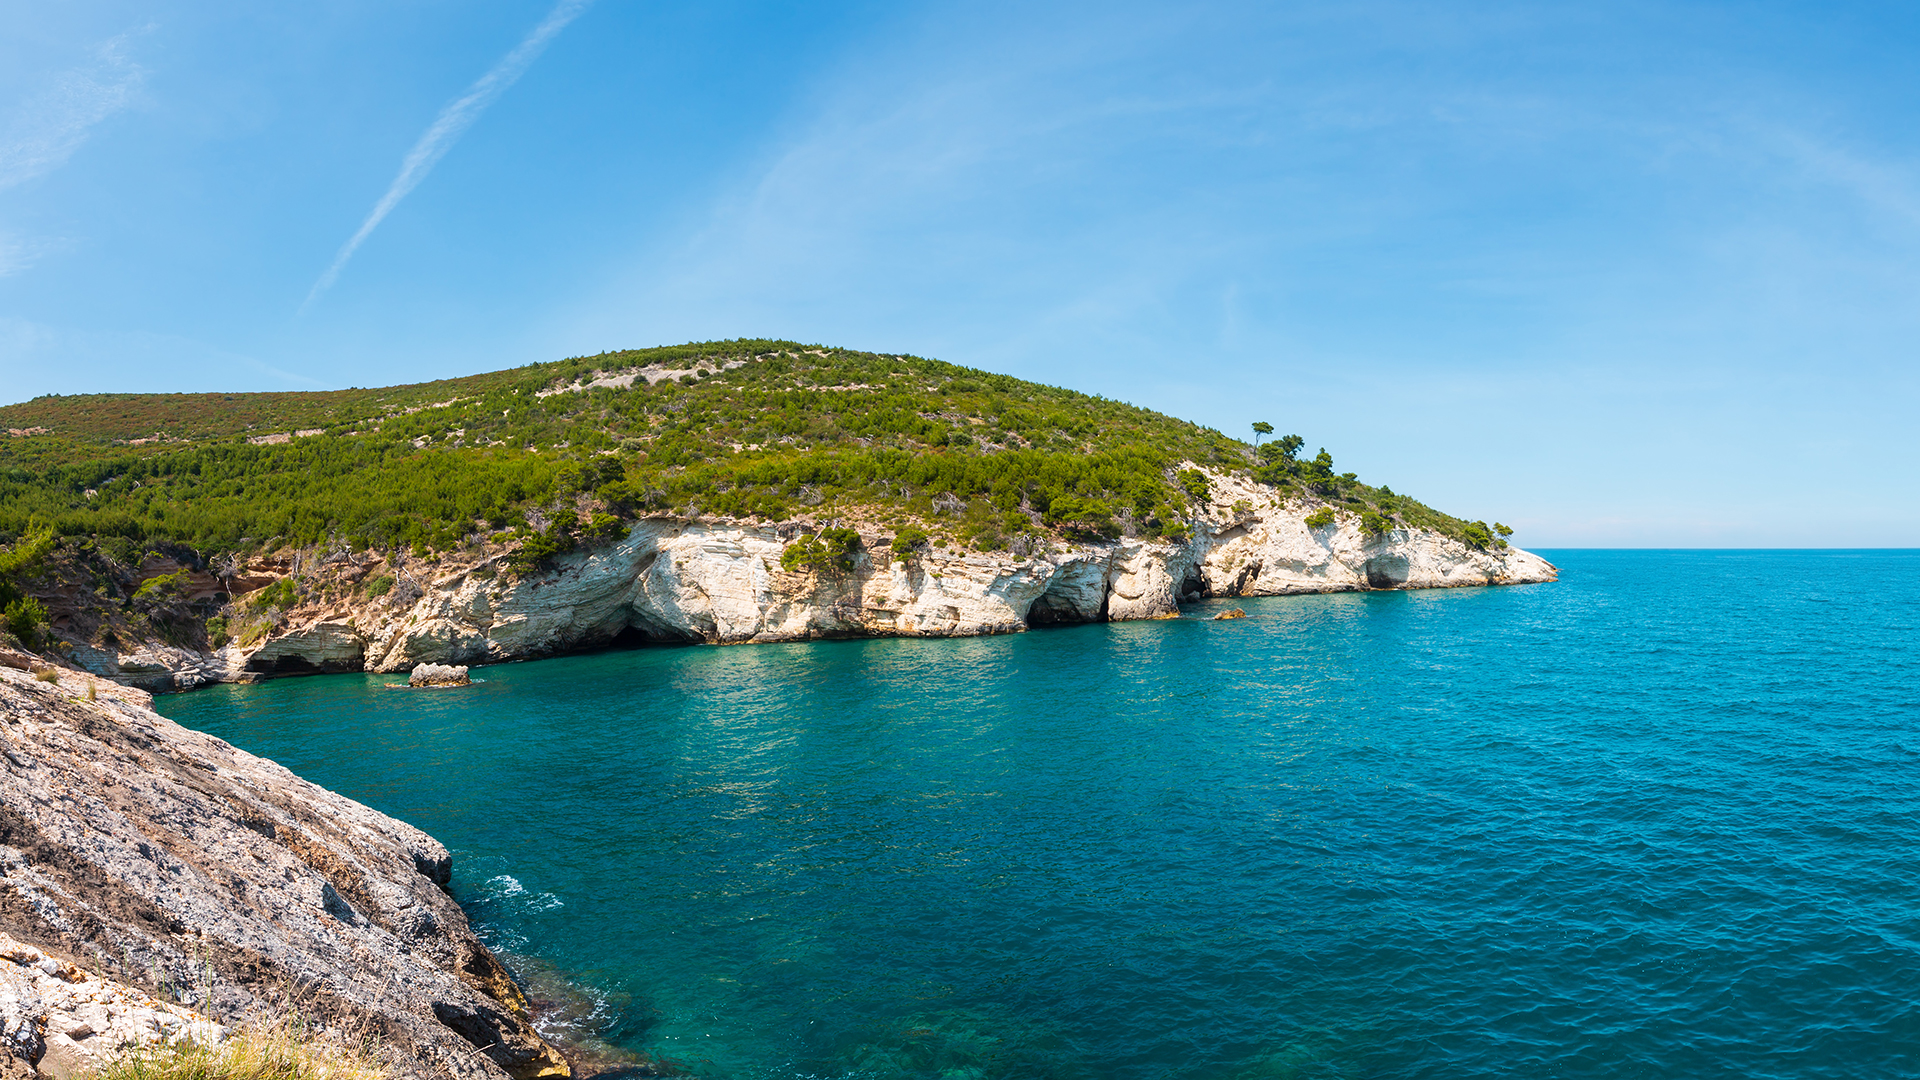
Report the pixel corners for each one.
[1186,472,1558,597]
[351,522,1202,672]
[0,661,570,1079]
[62,466,1555,689]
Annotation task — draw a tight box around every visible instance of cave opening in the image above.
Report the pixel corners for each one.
[591,616,701,653]
[1364,554,1411,590]
[607,624,655,649]
[246,653,322,676]
[1026,569,1108,627]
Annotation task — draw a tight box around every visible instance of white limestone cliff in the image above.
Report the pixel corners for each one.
[66,467,1556,689]
[1188,470,1557,596]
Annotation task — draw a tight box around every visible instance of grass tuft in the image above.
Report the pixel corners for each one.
[88,1018,389,1080]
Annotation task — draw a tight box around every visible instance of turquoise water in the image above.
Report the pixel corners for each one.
[158,551,1920,1079]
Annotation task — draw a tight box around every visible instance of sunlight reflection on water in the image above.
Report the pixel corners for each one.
[161,552,1920,1079]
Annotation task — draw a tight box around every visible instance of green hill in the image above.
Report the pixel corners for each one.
[0,339,1475,559]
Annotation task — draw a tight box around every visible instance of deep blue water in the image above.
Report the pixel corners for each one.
[157,551,1920,1079]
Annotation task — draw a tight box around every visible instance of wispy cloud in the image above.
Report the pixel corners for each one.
[1760,126,1920,228]
[0,233,62,278]
[302,0,594,313]
[0,31,145,193]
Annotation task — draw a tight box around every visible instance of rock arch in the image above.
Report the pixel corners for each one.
[1024,560,1108,626]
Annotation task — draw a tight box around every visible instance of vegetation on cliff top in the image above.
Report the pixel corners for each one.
[0,340,1489,562]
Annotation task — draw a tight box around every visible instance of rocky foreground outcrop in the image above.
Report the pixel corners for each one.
[0,662,568,1079]
[61,466,1556,690]
[0,931,228,1079]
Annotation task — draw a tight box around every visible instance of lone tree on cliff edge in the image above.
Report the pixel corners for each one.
[1251,420,1273,445]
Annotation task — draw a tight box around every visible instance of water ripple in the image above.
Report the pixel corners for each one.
[159,551,1920,1079]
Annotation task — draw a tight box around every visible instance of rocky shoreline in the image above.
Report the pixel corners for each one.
[0,461,1558,1076]
[40,468,1556,695]
[0,660,571,1078]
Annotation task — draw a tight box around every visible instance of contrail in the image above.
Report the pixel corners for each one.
[301,0,593,313]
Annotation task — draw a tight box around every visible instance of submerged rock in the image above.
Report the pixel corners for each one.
[410,663,472,687]
[0,662,568,1079]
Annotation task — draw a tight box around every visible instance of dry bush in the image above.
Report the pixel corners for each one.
[88,1017,388,1080]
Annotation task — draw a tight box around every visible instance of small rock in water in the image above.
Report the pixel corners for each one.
[408,663,471,687]
[1212,608,1247,620]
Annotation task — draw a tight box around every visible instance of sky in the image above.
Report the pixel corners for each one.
[2,0,1917,547]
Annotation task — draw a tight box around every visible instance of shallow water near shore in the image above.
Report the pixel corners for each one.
[159,551,1920,1079]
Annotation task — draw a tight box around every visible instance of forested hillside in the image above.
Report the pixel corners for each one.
[0,340,1481,560]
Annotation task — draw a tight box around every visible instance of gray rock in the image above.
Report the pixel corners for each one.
[0,932,233,1078]
[0,665,568,1079]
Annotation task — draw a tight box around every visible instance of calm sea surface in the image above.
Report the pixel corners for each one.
[157,551,1920,1079]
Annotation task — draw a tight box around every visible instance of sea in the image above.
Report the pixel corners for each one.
[156,550,1920,1079]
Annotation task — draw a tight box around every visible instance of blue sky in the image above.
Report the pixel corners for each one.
[3,1,1917,546]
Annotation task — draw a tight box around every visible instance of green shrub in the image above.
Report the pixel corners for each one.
[1461,520,1493,549]
[1304,508,1337,529]
[890,526,930,558]
[1044,494,1120,540]
[247,577,299,612]
[205,616,229,648]
[4,597,47,648]
[1360,509,1390,536]
[0,527,56,634]
[1177,468,1210,502]
[0,525,54,579]
[506,511,579,573]
[134,570,192,604]
[363,574,394,598]
[583,512,628,541]
[781,527,861,574]
[1302,449,1338,495]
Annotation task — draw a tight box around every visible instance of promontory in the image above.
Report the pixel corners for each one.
[0,339,1554,691]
